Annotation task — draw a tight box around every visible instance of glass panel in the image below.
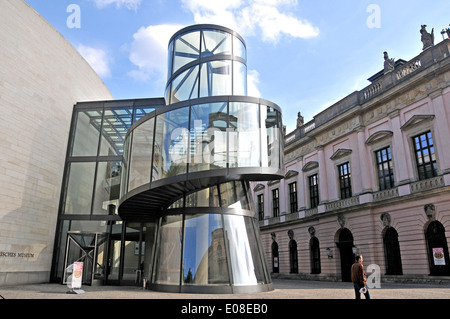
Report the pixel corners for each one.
[173,31,200,74]
[70,109,102,156]
[261,106,281,169]
[233,35,246,60]
[108,223,123,281]
[133,106,156,123]
[183,214,229,285]
[153,215,182,285]
[223,215,265,285]
[64,162,96,214]
[142,222,157,282]
[93,161,121,215]
[201,30,232,57]
[153,108,189,180]
[199,60,232,97]
[170,66,199,103]
[190,102,228,171]
[128,118,154,191]
[185,186,220,207]
[99,107,133,156]
[122,224,141,281]
[120,134,131,198]
[229,102,260,167]
[220,181,250,209]
[167,40,174,80]
[233,61,247,95]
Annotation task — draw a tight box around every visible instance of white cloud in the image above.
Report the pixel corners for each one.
[77,45,112,78]
[93,0,142,10]
[181,0,319,44]
[127,24,184,82]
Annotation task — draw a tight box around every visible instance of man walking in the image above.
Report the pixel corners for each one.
[351,254,371,299]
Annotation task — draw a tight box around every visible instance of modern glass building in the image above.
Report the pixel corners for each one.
[51,24,284,293]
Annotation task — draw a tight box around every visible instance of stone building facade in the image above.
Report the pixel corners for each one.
[0,0,112,286]
[252,37,450,283]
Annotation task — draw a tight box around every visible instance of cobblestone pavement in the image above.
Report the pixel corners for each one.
[1,278,449,299]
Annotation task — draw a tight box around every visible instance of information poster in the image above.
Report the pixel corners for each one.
[72,262,83,288]
[432,248,445,265]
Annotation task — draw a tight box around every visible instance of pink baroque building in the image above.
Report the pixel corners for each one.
[252,36,450,283]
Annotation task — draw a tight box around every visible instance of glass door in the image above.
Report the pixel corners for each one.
[105,222,157,286]
[63,231,107,286]
[106,223,122,284]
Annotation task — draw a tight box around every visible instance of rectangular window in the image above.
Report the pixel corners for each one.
[375,146,394,190]
[413,131,437,180]
[272,188,279,217]
[288,182,298,213]
[338,162,352,199]
[308,174,319,208]
[257,194,264,221]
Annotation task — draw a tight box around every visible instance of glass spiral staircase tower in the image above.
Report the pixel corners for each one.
[118,24,284,293]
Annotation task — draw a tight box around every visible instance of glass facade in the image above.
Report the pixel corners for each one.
[165,26,247,105]
[53,25,283,294]
[120,98,282,200]
[52,98,165,283]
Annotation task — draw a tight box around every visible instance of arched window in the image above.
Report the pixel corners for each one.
[337,228,354,282]
[289,239,298,274]
[271,240,279,273]
[426,221,450,276]
[310,236,321,274]
[383,227,403,275]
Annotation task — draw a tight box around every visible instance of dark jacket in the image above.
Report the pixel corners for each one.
[351,262,367,286]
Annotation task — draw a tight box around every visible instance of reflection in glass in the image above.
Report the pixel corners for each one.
[133,106,156,122]
[71,109,102,156]
[120,135,131,198]
[223,215,265,285]
[199,60,232,97]
[153,107,189,180]
[261,106,281,169]
[99,107,133,156]
[64,162,96,214]
[233,61,247,95]
[183,214,229,285]
[201,30,231,57]
[219,181,250,210]
[167,40,174,81]
[233,35,246,60]
[229,102,260,168]
[173,31,200,75]
[186,186,220,208]
[170,66,199,103]
[153,215,182,285]
[190,103,228,171]
[93,161,121,215]
[128,118,154,191]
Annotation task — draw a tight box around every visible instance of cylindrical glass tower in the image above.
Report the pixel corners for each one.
[118,24,284,293]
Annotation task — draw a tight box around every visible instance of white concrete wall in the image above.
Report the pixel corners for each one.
[0,0,113,286]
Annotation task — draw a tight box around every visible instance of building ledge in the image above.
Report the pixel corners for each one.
[259,175,450,228]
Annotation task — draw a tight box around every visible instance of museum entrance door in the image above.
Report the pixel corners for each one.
[63,231,108,286]
[105,222,156,286]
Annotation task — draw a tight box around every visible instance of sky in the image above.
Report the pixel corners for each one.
[26,0,450,132]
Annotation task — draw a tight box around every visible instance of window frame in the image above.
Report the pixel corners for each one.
[272,188,280,218]
[375,146,395,190]
[338,162,352,199]
[288,181,298,214]
[412,131,438,180]
[308,174,320,208]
